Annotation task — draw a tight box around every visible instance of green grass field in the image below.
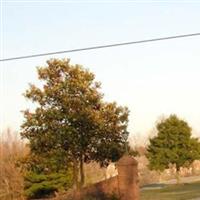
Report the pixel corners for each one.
[141,182,200,200]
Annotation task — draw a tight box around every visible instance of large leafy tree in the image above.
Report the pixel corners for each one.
[147,115,200,182]
[21,59,129,188]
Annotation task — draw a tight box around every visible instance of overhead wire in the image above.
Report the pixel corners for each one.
[1,32,200,62]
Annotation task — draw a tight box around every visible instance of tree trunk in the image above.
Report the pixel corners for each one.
[175,168,181,184]
[158,171,162,183]
[80,155,85,188]
[73,158,79,189]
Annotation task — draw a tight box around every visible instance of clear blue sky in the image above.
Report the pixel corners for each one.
[1,1,200,142]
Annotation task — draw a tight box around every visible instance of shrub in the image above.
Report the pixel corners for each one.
[24,172,73,199]
[84,193,120,200]
[24,183,57,199]
[0,128,27,200]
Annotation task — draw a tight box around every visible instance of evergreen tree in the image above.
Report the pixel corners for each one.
[147,115,200,182]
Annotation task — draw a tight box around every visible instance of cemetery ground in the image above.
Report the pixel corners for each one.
[141,180,200,200]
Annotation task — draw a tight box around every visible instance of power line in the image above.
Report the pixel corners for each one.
[1,32,200,62]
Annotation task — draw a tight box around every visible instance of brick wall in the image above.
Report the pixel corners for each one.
[59,155,139,200]
[62,176,118,200]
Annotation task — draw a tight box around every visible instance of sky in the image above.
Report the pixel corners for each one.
[1,1,200,142]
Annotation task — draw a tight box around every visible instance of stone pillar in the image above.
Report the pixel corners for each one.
[116,155,139,200]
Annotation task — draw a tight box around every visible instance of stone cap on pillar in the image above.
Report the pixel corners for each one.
[116,155,138,166]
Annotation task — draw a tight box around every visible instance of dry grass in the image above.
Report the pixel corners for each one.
[0,128,28,200]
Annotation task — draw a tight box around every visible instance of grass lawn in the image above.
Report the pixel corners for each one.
[141,182,200,200]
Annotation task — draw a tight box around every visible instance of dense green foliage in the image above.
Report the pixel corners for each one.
[24,172,73,199]
[147,115,200,173]
[19,150,70,174]
[21,59,129,187]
